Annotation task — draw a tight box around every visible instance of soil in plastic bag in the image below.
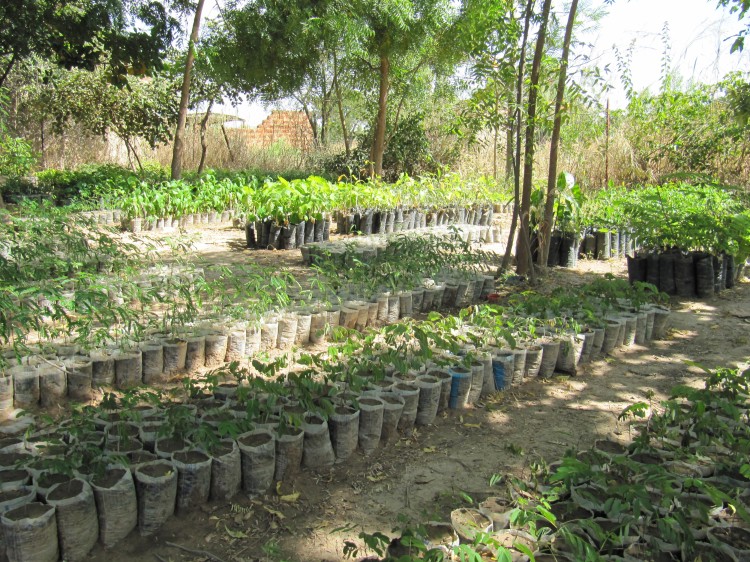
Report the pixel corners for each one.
[1,502,58,562]
[172,450,212,513]
[134,460,178,536]
[45,478,98,560]
[91,467,137,548]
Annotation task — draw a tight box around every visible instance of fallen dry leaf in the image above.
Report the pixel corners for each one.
[280,491,300,503]
[264,506,285,519]
[224,525,247,539]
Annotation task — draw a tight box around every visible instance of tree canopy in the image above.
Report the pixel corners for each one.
[0,0,181,87]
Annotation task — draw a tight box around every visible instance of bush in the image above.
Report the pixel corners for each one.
[320,147,371,180]
[382,113,433,180]
[0,136,36,178]
[321,113,435,181]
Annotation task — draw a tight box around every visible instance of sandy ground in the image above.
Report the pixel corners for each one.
[84,221,750,562]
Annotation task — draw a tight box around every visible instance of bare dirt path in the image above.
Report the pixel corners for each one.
[92,223,750,562]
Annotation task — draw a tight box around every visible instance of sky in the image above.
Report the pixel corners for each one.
[586,0,750,108]
[210,0,750,124]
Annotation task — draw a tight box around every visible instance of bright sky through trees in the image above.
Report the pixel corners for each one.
[209,0,750,121]
[587,0,749,107]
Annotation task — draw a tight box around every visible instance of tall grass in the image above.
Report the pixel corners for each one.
[18,116,750,189]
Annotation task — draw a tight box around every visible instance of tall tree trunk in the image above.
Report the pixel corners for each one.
[333,52,351,157]
[197,100,213,175]
[504,103,514,181]
[492,125,498,180]
[516,0,552,280]
[40,119,46,169]
[370,55,390,177]
[490,79,500,179]
[320,75,331,146]
[170,0,206,180]
[500,0,533,273]
[320,107,328,146]
[539,0,578,267]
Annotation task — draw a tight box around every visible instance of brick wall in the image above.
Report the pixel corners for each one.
[229,110,314,150]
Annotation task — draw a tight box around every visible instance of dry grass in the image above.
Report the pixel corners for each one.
[150,126,312,173]
[24,118,750,189]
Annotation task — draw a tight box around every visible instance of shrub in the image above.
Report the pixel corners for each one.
[322,113,435,181]
[0,136,36,178]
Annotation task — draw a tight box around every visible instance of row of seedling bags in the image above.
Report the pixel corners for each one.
[332,204,496,236]
[538,228,636,269]
[0,272,496,419]
[627,249,745,299]
[124,209,236,233]
[244,216,332,250]
[0,353,521,562]
[0,301,672,560]
[299,224,504,267]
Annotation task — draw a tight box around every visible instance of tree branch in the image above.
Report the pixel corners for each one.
[0,51,18,89]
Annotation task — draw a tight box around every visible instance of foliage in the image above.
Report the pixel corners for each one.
[0,200,305,357]
[451,0,519,179]
[623,75,750,184]
[43,64,178,158]
[0,0,181,87]
[321,147,371,179]
[588,181,750,258]
[325,114,435,180]
[0,136,36,178]
[531,171,584,235]
[312,229,492,297]
[207,0,331,101]
[381,113,433,180]
[9,165,509,228]
[0,201,156,352]
[208,0,461,177]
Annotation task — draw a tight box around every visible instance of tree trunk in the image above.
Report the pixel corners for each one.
[539,0,578,267]
[125,138,143,172]
[492,127,499,180]
[197,100,213,175]
[320,76,331,146]
[170,0,206,180]
[504,103,514,181]
[221,123,235,162]
[333,52,351,157]
[320,106,328,146]
[300,101,319,145]
[500,0,533,273]
[40,119,46,169]
[370,55,390,177]
[516,0,552,280]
